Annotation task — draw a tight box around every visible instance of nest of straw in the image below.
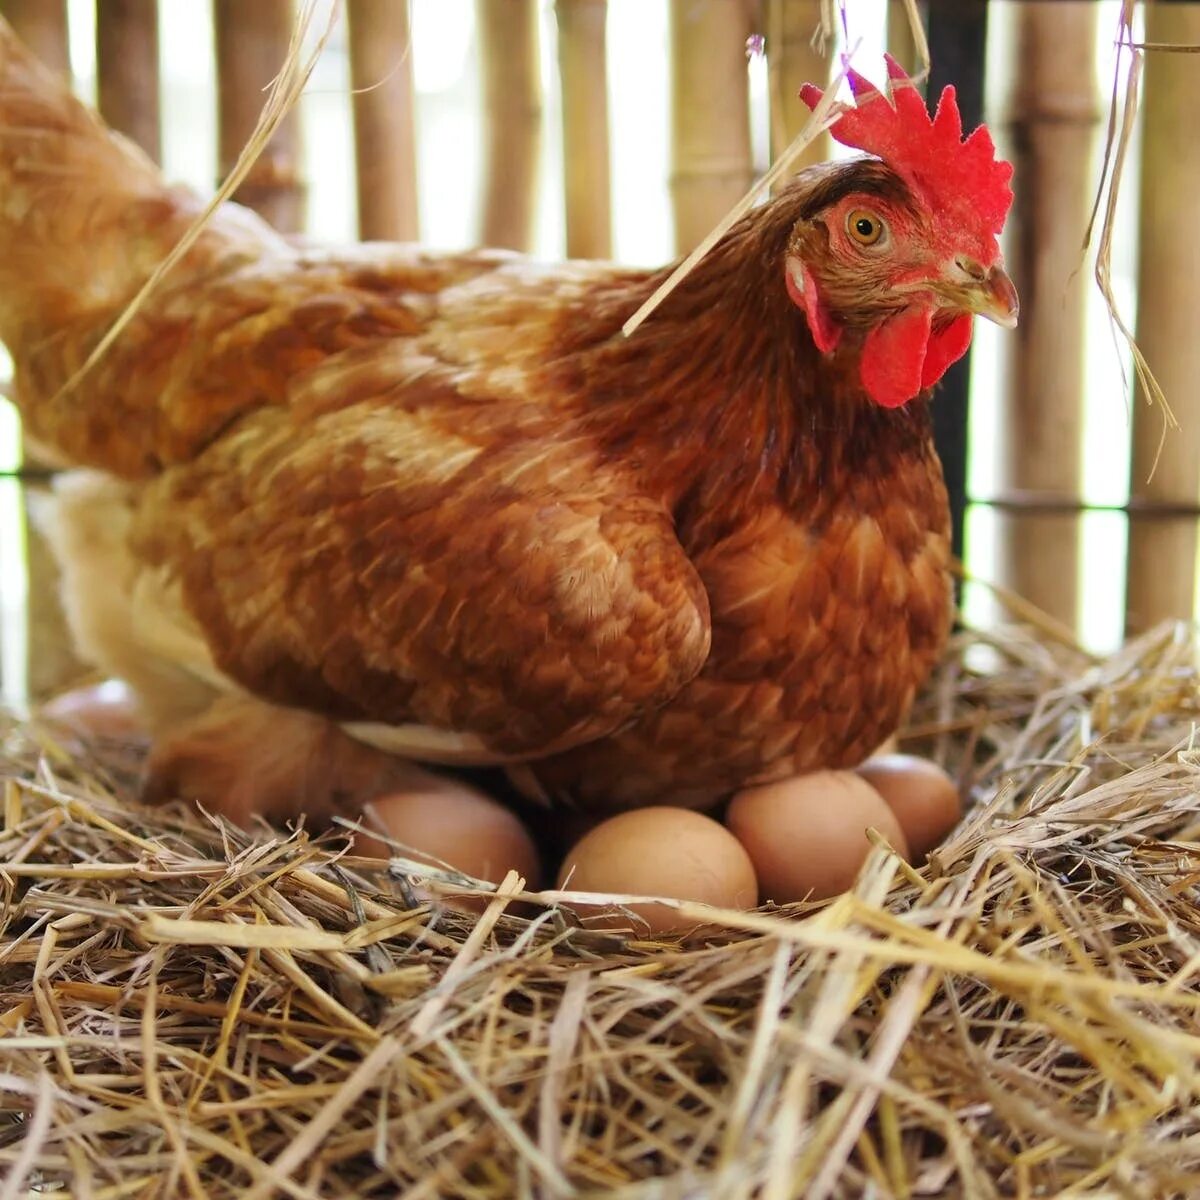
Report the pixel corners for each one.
[4,618,1200,1198]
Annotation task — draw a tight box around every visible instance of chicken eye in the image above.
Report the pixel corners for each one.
[846,209,885,247]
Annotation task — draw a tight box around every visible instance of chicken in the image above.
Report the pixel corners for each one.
[0,23,1017,822]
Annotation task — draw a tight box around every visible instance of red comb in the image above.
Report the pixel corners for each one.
[800,55,1013,242]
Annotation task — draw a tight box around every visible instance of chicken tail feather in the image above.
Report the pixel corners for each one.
[0,17,284,342]
[0,14,287,476]
[0,18,178,340]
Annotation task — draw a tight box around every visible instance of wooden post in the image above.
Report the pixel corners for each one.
[669,0,754,254]
[96,0,162,163]
[476,0,543,251]
[1125,4,1200,633]
[0,0,69,75]
[213,0,306,233]
[992,1,1100,631]
[348,0,419,242]
[765,0,829,176]
[556,0,611,260]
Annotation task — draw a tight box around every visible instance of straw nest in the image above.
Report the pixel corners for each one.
[3,616,1200,1199]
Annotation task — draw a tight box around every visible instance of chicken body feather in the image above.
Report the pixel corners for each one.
[1,20,1009,812]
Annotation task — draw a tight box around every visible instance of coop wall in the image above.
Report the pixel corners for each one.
[0,0,1194,707]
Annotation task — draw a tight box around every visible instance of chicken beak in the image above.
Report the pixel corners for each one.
[967,265,1019,329]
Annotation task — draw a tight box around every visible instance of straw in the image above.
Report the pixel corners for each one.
[7,605,1200,1194]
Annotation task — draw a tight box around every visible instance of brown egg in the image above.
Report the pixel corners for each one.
[556,807,758,935]
[726,771,910,904]
[856,755,961,863]
[39,680,145,740]
[358,783,541,899]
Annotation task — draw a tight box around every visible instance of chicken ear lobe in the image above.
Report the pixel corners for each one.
[785,255,841,355]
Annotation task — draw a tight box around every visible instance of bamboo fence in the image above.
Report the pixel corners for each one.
[213,0,306,233]
[347,0,419,242]
[669,0,755,253]
[555,0,611,259]
[96,0,161,163]
[0,0,1198,660]
[1125,2,1200,635]
[992,1,1101,632]
[0,0,67,75]
[476,0,543,251]
[886,0,920,75]
[0,1,79,699]
[767,0,830,177]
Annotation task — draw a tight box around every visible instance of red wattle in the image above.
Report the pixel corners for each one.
[921,314,974,388]
[859,309,975,407]
[859,307,934,407]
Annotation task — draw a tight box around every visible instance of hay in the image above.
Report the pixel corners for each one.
[4,619,1200,1197]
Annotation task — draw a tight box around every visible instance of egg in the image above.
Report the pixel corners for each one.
[556,807,758,935]
[39,680,145,740]
[726,771,910,904]
[856,754,961,863]
[357,780,541,901]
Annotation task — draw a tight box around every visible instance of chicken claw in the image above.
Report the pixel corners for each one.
[141,695,425,829]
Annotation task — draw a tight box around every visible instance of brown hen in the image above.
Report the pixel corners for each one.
[0,25,1017,817]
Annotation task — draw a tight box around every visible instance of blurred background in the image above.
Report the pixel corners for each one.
[0,0,1193,712]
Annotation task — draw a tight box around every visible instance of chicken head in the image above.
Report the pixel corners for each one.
[785,55,1018,408]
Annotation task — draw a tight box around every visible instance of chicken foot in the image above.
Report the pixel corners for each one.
[140,693,441,830]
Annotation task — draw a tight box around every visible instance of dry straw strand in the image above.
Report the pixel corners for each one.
[1087,0,1181,480]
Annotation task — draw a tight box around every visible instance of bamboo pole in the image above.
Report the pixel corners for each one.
[766,0,828,177]
[96,0,162,163]
[0,0,66,478]
[347,0,419,242]
[670,0,755,254]
[213,0,306,233]
[0,1,78,698]
[992,1,1100,632]
[23,486,87,702]
[0,0,66,460]
[1125,4,1200,633]
[476,0,543,251]
[886,0,921,76]
[0,0,69,74]
[555,0,611,260]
